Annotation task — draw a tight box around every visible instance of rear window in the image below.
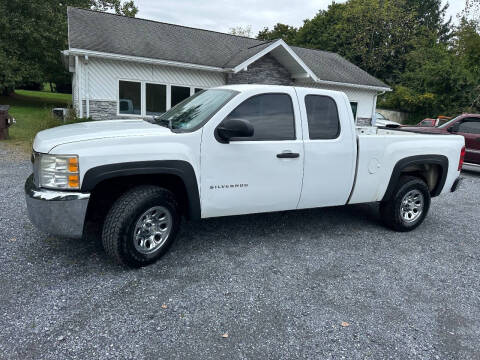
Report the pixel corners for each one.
[305,95,340,139]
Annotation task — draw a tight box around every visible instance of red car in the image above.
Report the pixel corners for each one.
[402,114,480,170]
[416,118,451,127]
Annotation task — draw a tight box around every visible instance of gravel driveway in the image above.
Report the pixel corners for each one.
[1,141,479,359]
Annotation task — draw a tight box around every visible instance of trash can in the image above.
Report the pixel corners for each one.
[0,105,11,140]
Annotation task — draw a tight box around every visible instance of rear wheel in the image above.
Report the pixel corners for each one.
[101,185,180,267]
[380,175,431,232]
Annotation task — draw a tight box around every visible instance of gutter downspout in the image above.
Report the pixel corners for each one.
[75,55,83,118]
[85,55,89,119]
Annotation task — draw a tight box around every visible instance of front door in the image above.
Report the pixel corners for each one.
[200,90,304,218]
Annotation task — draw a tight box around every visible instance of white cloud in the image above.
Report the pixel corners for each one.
[134,0,334,34]
[134,0,466,36]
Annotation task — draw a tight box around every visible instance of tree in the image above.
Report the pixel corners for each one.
[91,0,138,17]
[229,25,253,38]
[294,0,419,84]
[257,23,298,44]
[0,0,138,95]
[461,0,480,22]
[403,0,452,40]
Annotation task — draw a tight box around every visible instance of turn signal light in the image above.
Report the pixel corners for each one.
[68,157,79,172]
[68,175,79,188]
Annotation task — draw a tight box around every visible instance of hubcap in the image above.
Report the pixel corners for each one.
[133,206,172,255]
[400,190,424,223]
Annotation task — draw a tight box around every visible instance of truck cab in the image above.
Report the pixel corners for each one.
[25,85,465,267]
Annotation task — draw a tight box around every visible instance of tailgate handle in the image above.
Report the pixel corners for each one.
[277,152,300,159]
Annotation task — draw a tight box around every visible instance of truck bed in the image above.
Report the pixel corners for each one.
[348,127,464,204]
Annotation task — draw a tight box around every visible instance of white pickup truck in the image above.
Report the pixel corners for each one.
[25,85,464,267]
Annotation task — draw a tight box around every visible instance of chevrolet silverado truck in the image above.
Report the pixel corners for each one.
[25,85,465,267]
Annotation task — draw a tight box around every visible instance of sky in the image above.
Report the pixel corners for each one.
[134,0,467,36]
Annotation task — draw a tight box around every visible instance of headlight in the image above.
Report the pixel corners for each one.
[38,154,80,190]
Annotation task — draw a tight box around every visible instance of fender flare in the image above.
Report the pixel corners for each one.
[382,155,449,201]
[81,160,201,220]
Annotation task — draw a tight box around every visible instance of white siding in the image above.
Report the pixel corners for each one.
[84,57,226,101]
[71,55,379,123]
[296,81,378,122]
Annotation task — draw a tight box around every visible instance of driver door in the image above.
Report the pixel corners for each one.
[200,90,304,218]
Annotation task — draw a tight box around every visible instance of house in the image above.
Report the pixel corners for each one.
[63,7,391,125]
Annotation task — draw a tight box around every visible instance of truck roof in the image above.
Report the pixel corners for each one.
[215,84,346,97]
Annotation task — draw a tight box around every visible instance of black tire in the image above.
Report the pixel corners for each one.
[101,185,180,267]
[380,175,431,232]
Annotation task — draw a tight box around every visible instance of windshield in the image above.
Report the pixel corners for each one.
[154,89,238,131]
[438,116,460,129]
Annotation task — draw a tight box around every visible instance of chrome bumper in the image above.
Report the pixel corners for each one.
[24,174,90,239]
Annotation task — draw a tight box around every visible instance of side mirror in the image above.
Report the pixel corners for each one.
[448,123,459,133]
[216,118,254,143]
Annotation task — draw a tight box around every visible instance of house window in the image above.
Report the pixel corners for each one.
[118,81,204,116]
[350,102,358,120]
[171,86,191,107]
[146,83,167,115]
[119,81,141,115]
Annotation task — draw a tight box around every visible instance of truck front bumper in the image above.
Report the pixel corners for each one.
[24,174,90,239]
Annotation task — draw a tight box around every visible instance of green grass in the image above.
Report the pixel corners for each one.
[0,89,88,151]
[14,89,73,103]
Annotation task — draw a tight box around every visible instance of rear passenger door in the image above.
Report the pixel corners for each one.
[296,88,357,209]
[200,89,304,218]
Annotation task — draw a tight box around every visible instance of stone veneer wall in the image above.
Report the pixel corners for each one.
[226,54,293,86]
[82,100,117,120]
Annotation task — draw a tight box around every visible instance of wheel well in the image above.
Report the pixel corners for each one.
[382,155,449,201]
[399,163,442,194]
[85,174,190,225]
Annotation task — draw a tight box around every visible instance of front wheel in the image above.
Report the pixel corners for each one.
[101,185,180,267]
[380,175,431,232]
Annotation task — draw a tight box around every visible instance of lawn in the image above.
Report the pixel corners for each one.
[0,89,87,151]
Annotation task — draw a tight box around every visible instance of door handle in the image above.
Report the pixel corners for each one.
[277,152,300,159]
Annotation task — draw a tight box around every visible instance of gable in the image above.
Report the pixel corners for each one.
[227,54,293,86]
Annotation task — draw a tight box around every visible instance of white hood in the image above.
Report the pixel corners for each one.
[33,119,171,153]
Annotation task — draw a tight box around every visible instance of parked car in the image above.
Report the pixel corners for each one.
[416,116,451,127]
[25,85,464,267]
[402,114,480,170]
[417,118,437,127]
[375,112,401,127]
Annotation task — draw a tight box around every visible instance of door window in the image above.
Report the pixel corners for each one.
[225,93,295,141]
[457,119,480,134]
[305,95,340,139]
